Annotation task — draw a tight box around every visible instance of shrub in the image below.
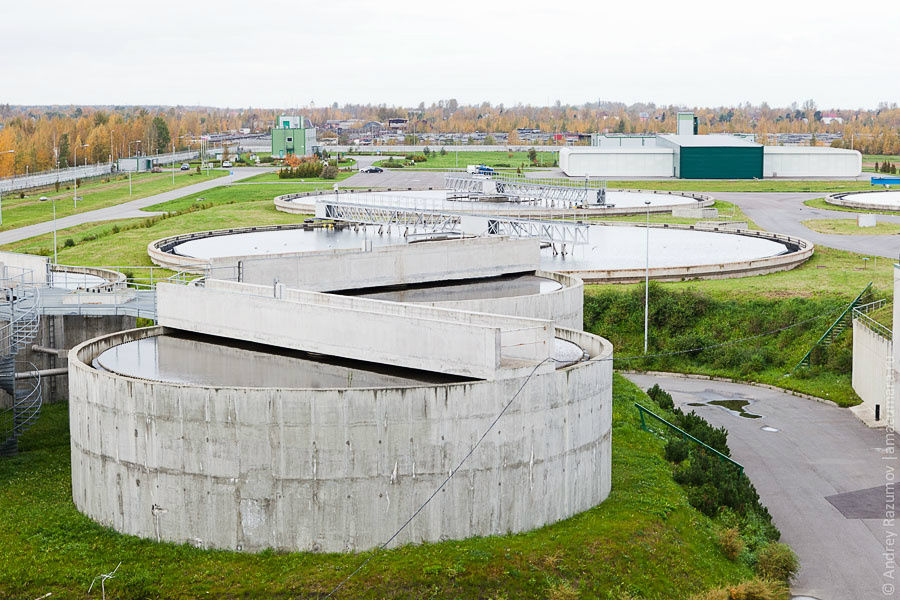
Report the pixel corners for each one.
[321,165,339,180]
[664,438,690,463]
[718,527,743,561]
[63,238,75,248]
[689,579,789,600]
[755,543,798,582]
[440,147,447,155]
[647,383,674,410]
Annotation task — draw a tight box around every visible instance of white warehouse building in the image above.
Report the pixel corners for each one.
[762,146,862,178]
[559,147,674,178]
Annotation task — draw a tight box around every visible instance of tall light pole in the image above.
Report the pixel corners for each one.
[643,200,651,354]
[73,143,89,208]
[0,149,14,226]
[128,140,142,195]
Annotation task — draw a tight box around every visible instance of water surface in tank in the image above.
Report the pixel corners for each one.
[836,190,900,209]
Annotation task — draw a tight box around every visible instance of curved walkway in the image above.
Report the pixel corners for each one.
[0,168,271,246]
[625,373,891,600]
[716,191,900,259]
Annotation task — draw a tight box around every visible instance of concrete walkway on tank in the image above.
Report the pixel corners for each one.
[625,373,891,600]
[0,167,271,245]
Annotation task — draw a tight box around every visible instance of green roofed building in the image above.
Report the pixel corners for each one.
[655,134,764,179]
[271,115,318,158]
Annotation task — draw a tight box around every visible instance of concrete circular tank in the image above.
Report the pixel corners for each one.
[68,324,613,553]
[827,190,900,212]
[274,188,714,217]
[149,220,812,284]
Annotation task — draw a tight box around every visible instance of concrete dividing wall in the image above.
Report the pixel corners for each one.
[852,319,892,420]
[827,191,900,212]
[423,270,584,330]
[208,237,541,291]
[158,282,553,379]
[68,325,613,553]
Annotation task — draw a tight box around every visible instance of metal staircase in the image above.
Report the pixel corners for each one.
[794,282,873,371]
[0,268,42,457]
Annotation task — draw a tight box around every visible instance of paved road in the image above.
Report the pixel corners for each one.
[715,192,900,259]
[625,373,892,600]
[0,168,270,245]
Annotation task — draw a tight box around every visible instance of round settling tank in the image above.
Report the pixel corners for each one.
[827,190,900,212]
[69,326,613,553]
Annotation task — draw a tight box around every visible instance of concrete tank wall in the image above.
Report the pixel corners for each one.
[68,325,613,553]
[852,319,892,422]
[424,270,584,330]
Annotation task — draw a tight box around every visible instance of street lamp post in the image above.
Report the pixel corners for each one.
[0,149,14,226]
[644,200,651,354]
[128,140,142,195]
[73,143,89,208]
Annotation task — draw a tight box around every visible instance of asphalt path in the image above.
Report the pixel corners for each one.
[626,373,893,600]
[0,168,270,246]
[715,191,900,259]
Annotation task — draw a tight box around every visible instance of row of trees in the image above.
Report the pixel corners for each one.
[2,101,899,177]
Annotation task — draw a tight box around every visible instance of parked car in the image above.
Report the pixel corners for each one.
[151,166,162,173]
[360,166,383,173]
[466,164,494,174]
[221,161,233,168]
[180,162,190,170]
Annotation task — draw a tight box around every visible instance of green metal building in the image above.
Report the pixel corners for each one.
[271,115,318,158]
[656,134,763,179]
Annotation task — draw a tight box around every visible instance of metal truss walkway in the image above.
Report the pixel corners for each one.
[445,172,608,207]
[319,196,589,254]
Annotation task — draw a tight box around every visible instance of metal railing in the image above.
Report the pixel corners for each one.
[795,282,873,370]
[853,299,892,340]
[634,403,744,475]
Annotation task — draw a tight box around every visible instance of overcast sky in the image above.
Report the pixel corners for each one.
[2,0,896,110]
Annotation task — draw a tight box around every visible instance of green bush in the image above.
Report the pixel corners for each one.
[664,438,690,463]
[321,165,339,180]
[63,238,75,248]
[754,543,798,582]
[718,527,744,561]
[647,383,674,409]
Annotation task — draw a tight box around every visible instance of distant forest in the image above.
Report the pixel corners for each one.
[0,100,898,177]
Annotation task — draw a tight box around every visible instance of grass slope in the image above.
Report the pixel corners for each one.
[802,219,900,236]
[0,170,227,232]
[0,376,754,599]
[803,196,900,216]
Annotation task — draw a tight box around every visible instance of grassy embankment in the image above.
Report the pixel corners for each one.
[0,170,227,232]
[802,219,900,235]
[0,376,770,599]
[584,245,894,407]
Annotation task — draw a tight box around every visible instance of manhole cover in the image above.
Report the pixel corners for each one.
[761,425,779,432]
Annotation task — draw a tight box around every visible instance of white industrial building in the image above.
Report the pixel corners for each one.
[559,147,674,177]
[561,142,862,179]
[763,146,862,178]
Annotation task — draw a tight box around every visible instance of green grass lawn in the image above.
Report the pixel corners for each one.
[804,196,900,215]
[374,150,558,170]
[0,170,227,232]
[802,218,900,236]
[238,171,356,183]
[0,183,325,265]
[0,375,757,599]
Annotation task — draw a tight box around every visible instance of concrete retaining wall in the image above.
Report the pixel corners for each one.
[0,251,49,283]
[852,319,893,421]
[68,325,613,553]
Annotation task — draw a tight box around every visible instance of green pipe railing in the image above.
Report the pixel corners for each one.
[634,403,744,475]
[794,281,872,370]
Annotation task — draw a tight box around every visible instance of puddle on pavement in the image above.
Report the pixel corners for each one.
[686,399,762,419]
[761,425,779,432]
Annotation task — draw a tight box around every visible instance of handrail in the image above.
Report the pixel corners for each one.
[794,282,873,370]
[634,403,744,475]
[853,300,892,340]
